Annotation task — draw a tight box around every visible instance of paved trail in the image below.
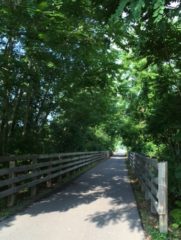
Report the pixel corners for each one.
[0,156,145,240]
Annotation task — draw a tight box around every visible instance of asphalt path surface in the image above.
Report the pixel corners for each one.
[0,156,145,240]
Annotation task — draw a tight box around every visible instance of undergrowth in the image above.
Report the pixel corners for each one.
[127,162,181,240]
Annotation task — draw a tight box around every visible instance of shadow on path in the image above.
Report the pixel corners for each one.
[0,155,143,235]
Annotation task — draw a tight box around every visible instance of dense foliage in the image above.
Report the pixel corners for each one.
[112,0,181,200]
[0,0,180,209]
[0,0,120,154]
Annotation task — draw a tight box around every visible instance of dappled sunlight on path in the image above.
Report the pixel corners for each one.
[0,156,145,240]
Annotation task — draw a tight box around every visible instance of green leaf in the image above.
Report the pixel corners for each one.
[111,0,129,20]
[153,0,165,22]
[131,0,145,20]
[170,208,181,225]
[38,33,48,41]
[44,11,65,19]
[47,62,55,68]
[0,8,8,14]
[38,1,49,10]
[171,223,179,229]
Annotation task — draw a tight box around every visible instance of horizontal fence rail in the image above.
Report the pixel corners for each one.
[0,151,109,207]
[128,152,168,233]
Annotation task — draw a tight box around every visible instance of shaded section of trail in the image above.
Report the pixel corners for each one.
[0,156,145,240]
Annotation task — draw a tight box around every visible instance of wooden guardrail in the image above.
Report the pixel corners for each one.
[128,152,168,233]
[0,151,109,207]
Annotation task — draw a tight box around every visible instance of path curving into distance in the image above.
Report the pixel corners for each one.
[0,155,145,240]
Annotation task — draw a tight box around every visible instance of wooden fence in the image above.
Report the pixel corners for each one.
[0,151,109,207]
[128,152,168,233]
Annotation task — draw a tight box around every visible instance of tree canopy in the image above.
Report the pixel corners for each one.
[0,0,180,201]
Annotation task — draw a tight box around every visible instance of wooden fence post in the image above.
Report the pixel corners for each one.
[132,152,136,170]
[47,159,52,188]
[129,152,132,168]
[144,185,150,200]
[8,160,16,207]
[31,157,37,197]
[78,155,83,172]
[58,155,62,183]
[144,162,150,200]
[158,162,168,233]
